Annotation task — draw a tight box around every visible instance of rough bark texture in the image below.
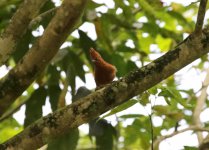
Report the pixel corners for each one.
[0,0,48,65]
[1,29,209,149]
[0,0,87,116]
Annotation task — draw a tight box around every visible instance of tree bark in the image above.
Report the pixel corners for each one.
[0,0,88,116]
[0,0,48,65]
[1,28,209,149]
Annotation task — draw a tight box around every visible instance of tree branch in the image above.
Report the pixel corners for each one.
[152,126,209,149]
[193,68,209,143]
[1,27,209,149]
[199,134,209,150]
[194,0,208,35]
[0,0,88,116]
[0,0,48,65]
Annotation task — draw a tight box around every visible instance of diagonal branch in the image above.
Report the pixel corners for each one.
[0,0,88,116]
[0,0,48,65]
[194,0,208,35]
[1,28,209,149]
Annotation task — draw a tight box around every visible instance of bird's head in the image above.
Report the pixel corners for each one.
[89,48,103,64]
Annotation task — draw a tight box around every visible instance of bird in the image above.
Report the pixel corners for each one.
[89,48,117,87]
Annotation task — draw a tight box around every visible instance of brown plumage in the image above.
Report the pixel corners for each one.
[89,48,117,87]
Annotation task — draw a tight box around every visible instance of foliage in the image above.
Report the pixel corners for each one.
[0,0,208,149]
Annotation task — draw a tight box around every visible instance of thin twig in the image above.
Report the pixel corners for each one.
[149,114,154,150]
[0,98,27,122]
[193,68,209,143]
[153,126,209,149]
[29,7,58,29]
[57,77,68,108]
[189,0,201,6]
[194,0,208,35]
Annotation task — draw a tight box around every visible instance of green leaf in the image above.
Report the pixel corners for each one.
[137,31,154,53]
[167,10,193,31]
[24,86,47,127]
[0,118,22,143]
[111,53,127,77]
[68,50,85,82]
[123,119,150,149]
[47,65,61,111]
[184,146,198,150]
[102,99,138,118]
[89,119,116,150]
[126,60,138,73]
[86,0,103,10]
[95,126,114,150]
[153,105,169,115]
[48,85,61,111]
[159,86,191,108]
[148,86,158,95]
[153,105,184,121]
[68,64,76,96]
[47,129,79,150]
[78,30,96,64]
[139,92,150,106]
[119,114,144,119]
[13,30,33,62]
[156,35,172,51]
[47,65,60,85]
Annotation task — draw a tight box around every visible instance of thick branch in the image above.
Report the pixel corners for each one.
[194,0,208,35]
[0,0,48,65]
[1,28,209,149]
[193,68,209,143]
[0,0,87,116]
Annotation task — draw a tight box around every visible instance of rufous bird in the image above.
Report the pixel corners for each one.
[89,48,117,87]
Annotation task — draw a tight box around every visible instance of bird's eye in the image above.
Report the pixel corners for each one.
[92,58,98,62]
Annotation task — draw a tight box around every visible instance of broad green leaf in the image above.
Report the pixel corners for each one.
[156,35,172,51]
[102,99,138,119]
[126,60,138,73]
[86,0,103,10]
[159,86,191,108]
[123,119,150,149]
[153,105,169,115]
[78,30,96,64]
[111,53,127,77]
[47,65,61,111]
[0,118,22,143]
[47,65,60,85]
[48,85,61,111]
[89,119,116,150]
[139,92,149,106]
[68,50,85,82]
[13,30,33,62]
[24,87,47,127]
[153,105,184,121]
[47,129,79,150]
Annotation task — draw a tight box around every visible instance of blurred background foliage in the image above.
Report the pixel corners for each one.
[0,0,208,149]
